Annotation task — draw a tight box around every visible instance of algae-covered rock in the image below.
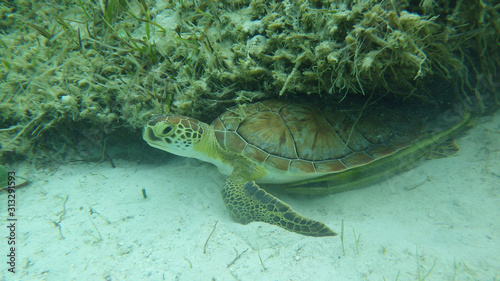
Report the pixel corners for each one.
[0,0,498,161]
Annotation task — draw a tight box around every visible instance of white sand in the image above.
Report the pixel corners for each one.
[1,111,499,281]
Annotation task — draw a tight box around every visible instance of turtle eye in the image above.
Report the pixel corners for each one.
[162,126,173,135]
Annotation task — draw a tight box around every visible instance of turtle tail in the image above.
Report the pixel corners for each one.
[221,177,336,237]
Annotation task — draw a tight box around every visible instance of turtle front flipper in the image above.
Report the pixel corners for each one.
[221,178,336,237]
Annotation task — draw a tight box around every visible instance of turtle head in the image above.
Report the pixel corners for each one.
[143,115,206,158]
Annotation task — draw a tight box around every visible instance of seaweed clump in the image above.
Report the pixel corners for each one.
[0,0,498,162]
[157,0,499,112]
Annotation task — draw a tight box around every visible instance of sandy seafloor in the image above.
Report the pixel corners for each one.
[1,111,499,281]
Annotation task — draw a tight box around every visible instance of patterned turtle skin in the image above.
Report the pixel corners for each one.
[143,100,472,237]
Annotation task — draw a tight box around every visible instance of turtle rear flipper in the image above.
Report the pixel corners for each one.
[221,176,336,237]
[426,139,460,159]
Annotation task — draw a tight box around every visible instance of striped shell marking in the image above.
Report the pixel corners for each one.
[211,100,421,175]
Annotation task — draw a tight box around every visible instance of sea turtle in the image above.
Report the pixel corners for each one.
[143,100,471,237]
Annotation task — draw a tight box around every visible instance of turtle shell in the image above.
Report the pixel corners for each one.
[211,100,424,175]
